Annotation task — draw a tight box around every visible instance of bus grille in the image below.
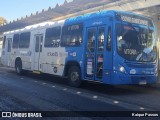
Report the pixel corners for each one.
[126,63,155,68]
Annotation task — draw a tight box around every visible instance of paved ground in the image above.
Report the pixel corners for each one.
[0,66,160,120]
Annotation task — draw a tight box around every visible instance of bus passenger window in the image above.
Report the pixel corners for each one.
[45,26,61,48]
[12,34,20,49]
[107,27,112,51]
[2,36,6,48]
[61,23,83,46]
[87,29,96,52]
[19,32,30,48]
[35,36,40,52]
[98,27,105,52]
[7,38,12,52]
[40,36,43,52]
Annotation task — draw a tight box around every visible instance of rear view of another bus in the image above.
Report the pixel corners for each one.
[113,11,158,85]
[1,34,8,66]
[1,33,12,67]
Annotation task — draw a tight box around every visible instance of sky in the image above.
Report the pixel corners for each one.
[0,0,67,22]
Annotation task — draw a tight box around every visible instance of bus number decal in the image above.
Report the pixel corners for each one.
[124,49,137,55]
[52,40,60,47]
[47,52,58,56]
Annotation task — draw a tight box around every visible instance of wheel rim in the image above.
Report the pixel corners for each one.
[71,72,79,82]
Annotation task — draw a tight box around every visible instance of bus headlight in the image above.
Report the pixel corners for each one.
[120,66,124,72]
[119,66,126,73]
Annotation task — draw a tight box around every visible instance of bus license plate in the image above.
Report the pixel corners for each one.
[139,81,147,85]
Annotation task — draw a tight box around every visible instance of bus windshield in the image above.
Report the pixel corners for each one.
[116,23,157,62]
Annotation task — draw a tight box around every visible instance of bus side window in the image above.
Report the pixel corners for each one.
[98,27,105,52]
[7,38,12,52]
[35,36,40,52]
[45,26,61,48]
[61,23,83,46]
[12,34,20,49]
[87,29,96,52]
[107,27,112,51]
[2,36,6,48]
[19,32,30,48]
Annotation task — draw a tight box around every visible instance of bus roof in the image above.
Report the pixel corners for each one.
[65,10,152,25]
[4,10,153,35]
[4,20,65,35]
[65,10,115,24]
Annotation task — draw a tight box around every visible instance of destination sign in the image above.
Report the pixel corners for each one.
[121,15,148,26]
[67,23,83,31]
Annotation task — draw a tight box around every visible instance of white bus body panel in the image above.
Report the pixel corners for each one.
[2,21,67,76]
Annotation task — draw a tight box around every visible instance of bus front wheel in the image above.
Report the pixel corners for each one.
[68,66,81,87]
[15,60,23,75]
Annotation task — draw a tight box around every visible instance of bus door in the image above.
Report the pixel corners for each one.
[34,34,43,71]
[6,38,12,66]
[85,25,112,82]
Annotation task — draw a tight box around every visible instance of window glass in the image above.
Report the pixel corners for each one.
[19,32,30,48]
[98,27,105,52]
[44,26,61,47]
[35,35,43,52]
[61,23,83,46]
[35,36,40,52]
[107,27,112,51]
[40,36,43,52]
[116,24,157,62]
[7,38,12,52]
[2,36,6,48]
[87,28,96,52]
[12,34,19,48]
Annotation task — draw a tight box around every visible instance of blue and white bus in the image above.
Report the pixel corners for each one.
[1,10,158,87]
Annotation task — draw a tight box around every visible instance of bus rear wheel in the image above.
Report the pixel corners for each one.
[68,66,81,87]
[15,60,23,75]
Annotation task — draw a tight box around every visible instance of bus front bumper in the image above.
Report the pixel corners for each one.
[111,71,158,85]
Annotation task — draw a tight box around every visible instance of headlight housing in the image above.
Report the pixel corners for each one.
[119,65,126,73]
[120,66,125,72]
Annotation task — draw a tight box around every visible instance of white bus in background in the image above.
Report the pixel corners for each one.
[1,21,66,76]
[0,35,3,57]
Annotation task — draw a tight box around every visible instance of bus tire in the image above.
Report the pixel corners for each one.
[68,66,81,87]
[15,60,23,75]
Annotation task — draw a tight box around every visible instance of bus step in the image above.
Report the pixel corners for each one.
[33,71,41,74]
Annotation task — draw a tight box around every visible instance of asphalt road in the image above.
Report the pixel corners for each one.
[0,66,160,120]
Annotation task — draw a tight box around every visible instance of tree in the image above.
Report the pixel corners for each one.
[0,17,7,25]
